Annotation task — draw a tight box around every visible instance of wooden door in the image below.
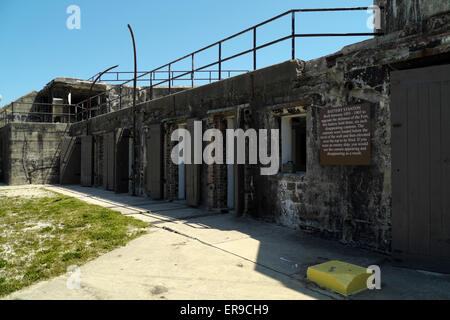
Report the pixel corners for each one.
[80,136,93,187]
[186,119,200,206]
[146,124,163,199]
[102,132,115,191]
[115,129,130,193]
[391,64,450,273]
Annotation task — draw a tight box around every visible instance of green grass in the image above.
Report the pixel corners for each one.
[0,189,149,297]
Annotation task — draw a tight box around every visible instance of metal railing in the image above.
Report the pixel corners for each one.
[0,102,78,127]
[88,69,248,84]
[77,69,250,121]
[78,7,383,121]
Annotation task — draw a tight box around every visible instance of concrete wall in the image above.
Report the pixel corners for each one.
[4,9,447,254]
[255,11,450,252]
[0,126,7,182]
[107,85,189,114]
[0,80,189,185]
[66,9,450,253]
[0,91,38,122]
[376,0,450,34]
[1,123,69,185]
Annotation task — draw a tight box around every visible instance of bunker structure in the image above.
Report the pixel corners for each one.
[1,2,450,273]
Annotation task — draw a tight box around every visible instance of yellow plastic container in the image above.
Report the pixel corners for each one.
[307,260,371,296]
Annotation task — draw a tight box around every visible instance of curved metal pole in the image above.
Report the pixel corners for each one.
[128,24,137,112]
[87,64,119,120]
[128,24,138,196]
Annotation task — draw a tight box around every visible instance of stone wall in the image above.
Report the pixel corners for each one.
[375,0,450,34]
[0,91,38,122]
[67,10,450,253]
[0,126,7,182]
[107,85,189,114]
[1,123,69,185]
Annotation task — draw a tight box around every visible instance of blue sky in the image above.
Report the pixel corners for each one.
[0,0,374,106]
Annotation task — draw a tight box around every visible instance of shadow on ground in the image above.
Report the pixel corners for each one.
[42,185,450,300]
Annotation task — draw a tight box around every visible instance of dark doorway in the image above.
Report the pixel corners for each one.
[292,116,307,173]
[80,135,93,187]
[103,132,115,191]
[186,119,200,207]
[146,124,163,200]
[115,129,131,194]
[60,136,81,185]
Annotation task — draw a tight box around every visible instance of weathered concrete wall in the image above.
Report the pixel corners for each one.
[106,85,188,113]
[256,60,391,252]
[253,10,450,253]
[0,126,7,182]
[70,59,302,136]
[1,123,69,185]
[64,10,450,253]
[376,0,450,34]
[0,91,38,122]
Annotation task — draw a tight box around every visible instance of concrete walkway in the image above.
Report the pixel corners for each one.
[5,185,450,300]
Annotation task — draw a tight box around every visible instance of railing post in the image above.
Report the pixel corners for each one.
[168,64,171,94]
[291,11,295,60]
[98,96,101,116]
[119,86,123,109]
[149,73,153,100]
[218,42,222,80]
[253,27,257,71]
[191,54,194,88]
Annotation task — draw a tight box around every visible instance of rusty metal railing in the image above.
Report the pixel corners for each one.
[88,69,249,84]
[78,7,383,121]
[0,101,78,127]
[77,69,249,120]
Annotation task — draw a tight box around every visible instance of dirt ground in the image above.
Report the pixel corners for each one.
[0,185,56,199]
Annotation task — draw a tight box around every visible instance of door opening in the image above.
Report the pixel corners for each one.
[178,124,186,200]
[226,117,235,209]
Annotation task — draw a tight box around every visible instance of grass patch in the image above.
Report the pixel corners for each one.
[0,189,149,297]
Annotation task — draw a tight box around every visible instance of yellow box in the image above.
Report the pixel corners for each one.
[307,260,371,296]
